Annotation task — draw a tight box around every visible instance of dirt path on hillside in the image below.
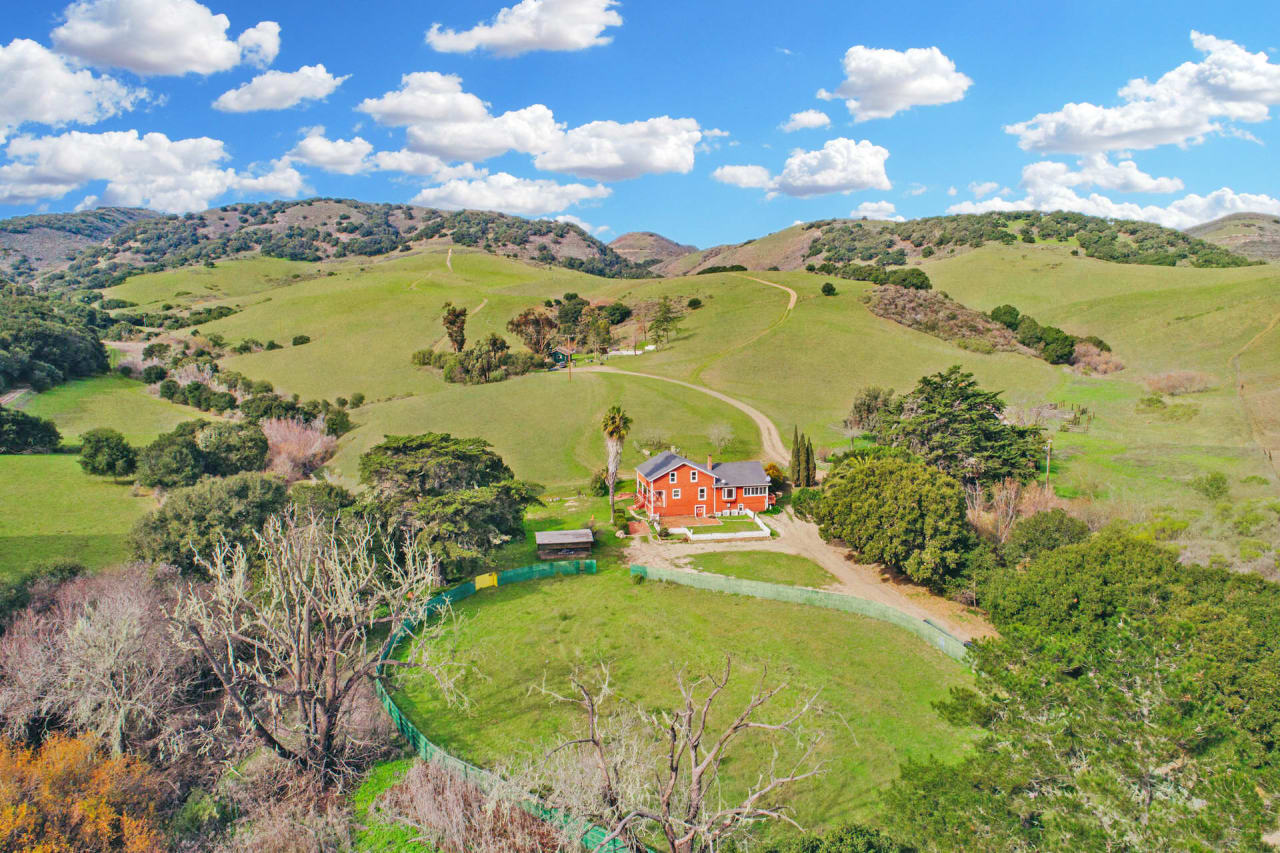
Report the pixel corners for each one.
[576,365,788,464]
[0,387,30,407]
[626,509,992,642]
[734,273,797,311]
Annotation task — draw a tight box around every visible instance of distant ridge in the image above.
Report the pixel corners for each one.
[1186,212,1280,262]
[0,207,161,283]
[608,231,698,264]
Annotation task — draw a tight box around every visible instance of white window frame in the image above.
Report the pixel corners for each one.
[722,487,735,500]
[672,488,681,500]
[698,487,706,500]
[656,490,665,505]
[669,471,678,484]
[742,486,767,497]
[690,469,698,482]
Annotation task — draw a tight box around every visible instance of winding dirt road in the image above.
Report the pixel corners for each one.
[576,365,788,464]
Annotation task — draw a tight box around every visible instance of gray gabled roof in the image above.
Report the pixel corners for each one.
[711,461,769,487]
[636,452,767,488]
[635,450,708,481]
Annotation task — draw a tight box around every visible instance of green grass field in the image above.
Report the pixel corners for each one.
[392,568,974,834]
[0,454,155,581]
[689,550,834,587]
[18,374,196,445]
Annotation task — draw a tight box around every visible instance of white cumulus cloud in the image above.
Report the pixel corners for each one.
[426,0,622,57]
[213,64,348,113]
[533,116,704,180]
[1006,31,1280,154]
[817,45,972,121]
[711,164,773,189]
[946,156,1279,229]
[359,72,710,180]
[0,129,303,211]
[968,180,1000,198]
[713,138,892,199]
[851,200,903,221]
[286,127,373,175]
[410,172,609,216]
[0,38,146,142]
[771,137,891,197]
[51,0,278,75]
[780,109,831,132]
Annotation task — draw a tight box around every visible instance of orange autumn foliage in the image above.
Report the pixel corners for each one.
[0,733,164,852]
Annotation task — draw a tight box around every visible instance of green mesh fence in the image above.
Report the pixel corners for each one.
[374,560,646,853]
[629,565,970,663]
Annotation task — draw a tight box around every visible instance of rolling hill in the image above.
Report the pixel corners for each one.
[1187,212,1280,261]
[0,207,161,283]
[607,231,698,264]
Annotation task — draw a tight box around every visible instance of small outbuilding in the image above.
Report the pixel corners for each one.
[535,528,595,561]
[550,346,573,367]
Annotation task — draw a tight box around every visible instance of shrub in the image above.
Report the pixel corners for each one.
[790,486,822,520]
[0,734,166,851]
[1190,471,1230,500]
[821,282,837,296]
[157,378,179,399]
[844,385,896,433]
[588,468,610,496]
[291,334,311,346]
[0,560,83,630]
[349,392,365,408]
[140,364,167,384]
[759,822,901,852]
[130,472,288,572]
[1004,508,1090,563]
[1072,342,1124,374]
[816,456,970,589]
[289,481,356,517]
[989,304,1020,329]
[136,432,204,488]
[1143,370,1216,395]
[687,297,703,309]
[194,422,269,476]
[265,340,282,350]
[0,406,60,453]
[260,418,337,482]
[78,427,136,478]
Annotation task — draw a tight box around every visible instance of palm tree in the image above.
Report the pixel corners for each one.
[601,405,633,524]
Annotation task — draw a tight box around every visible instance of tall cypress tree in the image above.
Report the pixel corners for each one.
[806,437,817,486]
[790,426,801,483]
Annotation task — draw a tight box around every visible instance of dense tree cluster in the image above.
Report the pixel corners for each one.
[871,366,1044,488]
[136,420,268,488]
[0,287,109,391]
[413,334,546,385]
[358,432,540,579]
[0,405,60,453]
[882,531,1280,849]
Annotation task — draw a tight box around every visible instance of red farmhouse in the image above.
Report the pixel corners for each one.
[633,451,774,519]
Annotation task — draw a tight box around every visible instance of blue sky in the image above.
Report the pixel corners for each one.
[2,0,1279,247]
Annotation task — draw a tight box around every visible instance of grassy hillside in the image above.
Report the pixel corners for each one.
[97,239,1280,569]
[1187,212,1280,261]
[607,231,697,264]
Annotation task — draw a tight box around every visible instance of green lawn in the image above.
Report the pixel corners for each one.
[689,551,834,587]
[393,568,974,835]
[18,374,196,445]
[0,454,156,581]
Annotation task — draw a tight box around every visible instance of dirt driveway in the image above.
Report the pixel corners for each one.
[626,509,993,642]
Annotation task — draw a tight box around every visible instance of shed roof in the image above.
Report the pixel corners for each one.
[534,529,595,546]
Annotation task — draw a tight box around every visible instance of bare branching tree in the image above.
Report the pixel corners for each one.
[0,566,199,757]
[528,658,822,853]
[707,424,733,455]
[172,511,465,784]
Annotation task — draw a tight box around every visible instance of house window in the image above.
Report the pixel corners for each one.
[698,487,706,500]
[690,469,698,482]
[722,488,735,499]
[656,490,665,505]
[743,486,767,496]
[672,488,681,500]
[669,471,678,484]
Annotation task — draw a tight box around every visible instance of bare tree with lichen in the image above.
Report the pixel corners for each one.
[171,511,466,784]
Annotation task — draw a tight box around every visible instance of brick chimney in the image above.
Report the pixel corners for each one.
[707,454,713,476]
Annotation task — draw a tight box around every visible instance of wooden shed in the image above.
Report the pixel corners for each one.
[535,529,595,560]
